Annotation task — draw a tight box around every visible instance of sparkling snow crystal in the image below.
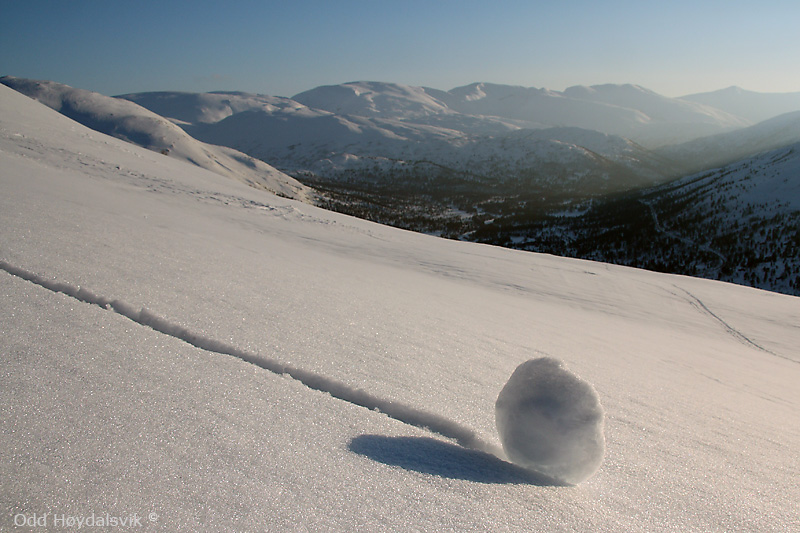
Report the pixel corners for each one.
[495,358,605,485]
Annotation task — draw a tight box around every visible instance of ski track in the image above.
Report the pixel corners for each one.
[671,284,796,362]
[0,259,505,459]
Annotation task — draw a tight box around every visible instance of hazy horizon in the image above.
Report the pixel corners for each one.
[2,1,799,99]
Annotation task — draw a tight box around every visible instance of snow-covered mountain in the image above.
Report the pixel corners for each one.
[109,77,799,295]
[189,109,665,190]
[658,110,800,173]
[118,90,312,125]
[292,81,453,119]
[505,142,800,295]
[121,82,674,199]
[3,79,800,532]
[115,80,767,201]
[446,82,749,147]
[681,85,800,124]
[1,76,312,201]
[291,81,750,146]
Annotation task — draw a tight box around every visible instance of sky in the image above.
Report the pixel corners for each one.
[1,0,799,98]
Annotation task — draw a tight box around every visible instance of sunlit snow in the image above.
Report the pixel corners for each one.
[2,83,799,531]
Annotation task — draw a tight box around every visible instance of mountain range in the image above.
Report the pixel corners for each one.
[681,85,800,123]
[493,142,800,296]
[3,75,799,295]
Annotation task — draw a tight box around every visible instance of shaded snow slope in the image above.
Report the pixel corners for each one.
[682,86,800,124]
[117,90,312,125]
[666,141,800,211]
[446,82,749,147]
[2,82,799,531]
[121,80,754,189]
[659,110,800,173]
[294,81,749,147]
[293,81,453,119]
[0,77,311,201]
[642,142,800,294]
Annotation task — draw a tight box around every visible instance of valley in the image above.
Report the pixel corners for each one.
[4,76,799,295]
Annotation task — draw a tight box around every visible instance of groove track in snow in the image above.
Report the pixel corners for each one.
[672,284,798,363]
[0,259,504,457]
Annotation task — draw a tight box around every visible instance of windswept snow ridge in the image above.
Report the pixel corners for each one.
[0,259,502,459]
[0,76,312,201]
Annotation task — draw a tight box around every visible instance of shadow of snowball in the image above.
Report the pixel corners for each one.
[349,435,563,486]
[496,357,605,485]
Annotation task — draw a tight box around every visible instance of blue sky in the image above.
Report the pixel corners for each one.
[2,0,798,97]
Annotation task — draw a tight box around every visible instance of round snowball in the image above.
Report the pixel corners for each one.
[495,357,605,485]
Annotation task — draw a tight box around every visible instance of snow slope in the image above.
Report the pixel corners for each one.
[2,83,800,531]
[643,142,800,294]
[122,80,754,190]
[682,86,800,124]
[446,82,749,147]
[117,90,307,125]
[136,86,668,192]
[659,110,800,173]
[0,77,311,202]
[524,141,800,296]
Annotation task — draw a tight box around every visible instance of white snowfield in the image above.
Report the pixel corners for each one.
[2,83,799,531]
[0,76,312,203]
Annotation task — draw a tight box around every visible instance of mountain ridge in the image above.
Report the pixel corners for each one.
[8,75,799,294]
[1,76,311,201]
[681,85,800,123]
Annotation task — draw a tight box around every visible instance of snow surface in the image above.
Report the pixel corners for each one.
[0,76,311,202]
[2,83,800,531]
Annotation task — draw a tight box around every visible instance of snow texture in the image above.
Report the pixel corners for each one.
[496,358,605,485]
[0,259,501,458]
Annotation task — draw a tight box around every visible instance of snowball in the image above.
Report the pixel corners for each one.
[495,358,605,485]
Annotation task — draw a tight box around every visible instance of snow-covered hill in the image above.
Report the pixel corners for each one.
[505,142,800,295]
[293,81,453,119]
[639,142,800,293]
[0,77,312,201]
[446,82,749,147]
[681,86,800,124]
[115,80,765,201]
[118,81,671,199]
[2,77,800,531]
[658,110,800,173]
[118,90,312,125]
